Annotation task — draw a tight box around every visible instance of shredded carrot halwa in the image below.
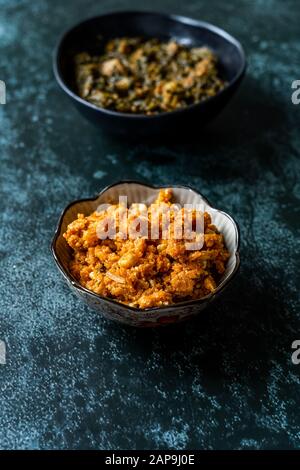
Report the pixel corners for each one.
[63,189,229,309]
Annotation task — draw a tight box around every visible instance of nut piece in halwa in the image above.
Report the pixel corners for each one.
[63,190,229,309]
[74,37,226,115]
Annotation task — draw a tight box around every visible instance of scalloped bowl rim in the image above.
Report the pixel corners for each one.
[51,181,240,313]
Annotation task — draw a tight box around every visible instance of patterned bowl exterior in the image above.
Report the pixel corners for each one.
[51,181,240,327]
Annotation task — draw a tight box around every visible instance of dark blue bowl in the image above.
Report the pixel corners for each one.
[53,11,246,137]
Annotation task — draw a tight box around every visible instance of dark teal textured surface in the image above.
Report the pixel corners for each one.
[0,0,300,450]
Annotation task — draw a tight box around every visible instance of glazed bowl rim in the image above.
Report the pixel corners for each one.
[53,10,247,120]
[51,180,241,313]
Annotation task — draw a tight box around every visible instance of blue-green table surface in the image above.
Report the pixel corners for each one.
[0,0,300,449]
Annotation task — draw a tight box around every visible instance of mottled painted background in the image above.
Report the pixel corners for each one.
[0,0,300,450]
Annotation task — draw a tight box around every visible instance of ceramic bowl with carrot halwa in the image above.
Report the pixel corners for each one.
[51,181,240,327]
